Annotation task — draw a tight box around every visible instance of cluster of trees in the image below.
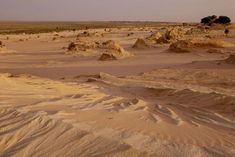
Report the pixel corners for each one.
[201,15,231,25]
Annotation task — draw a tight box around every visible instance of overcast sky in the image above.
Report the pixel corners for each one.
[0,0,234,22]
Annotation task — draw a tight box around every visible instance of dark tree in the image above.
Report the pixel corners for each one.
[201,15,217,25]
[215,16,231,24]
[201,17,211,24]
[201,15,231,25]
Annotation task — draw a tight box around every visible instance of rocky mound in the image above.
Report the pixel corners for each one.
[66,40,98,55]
[169,40,192,53]
[66,39,131,59]
[225,54,235,64]
[152,27,187,44]
[165,28,182,41]
[100,40,132,59]
[132,38,151,49]
[146,32,162,42]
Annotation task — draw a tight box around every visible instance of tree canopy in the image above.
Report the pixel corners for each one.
[201,15,231,25]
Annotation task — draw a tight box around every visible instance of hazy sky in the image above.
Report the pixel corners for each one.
[0,0,234,22]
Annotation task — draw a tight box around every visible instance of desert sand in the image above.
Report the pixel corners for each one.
[0,23,235,157]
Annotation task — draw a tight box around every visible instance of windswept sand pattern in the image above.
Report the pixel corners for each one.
[0,108,143,157]
[0,71,235,156]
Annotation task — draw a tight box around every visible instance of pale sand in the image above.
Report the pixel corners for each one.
[0,25,235,157]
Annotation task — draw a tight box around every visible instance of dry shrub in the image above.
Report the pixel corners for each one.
[100,40,132,58]
[148,27,188,44]
[164,27,186,41]
[66,39,98,55]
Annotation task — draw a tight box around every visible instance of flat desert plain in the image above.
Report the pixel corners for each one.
[0,22,235,157]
